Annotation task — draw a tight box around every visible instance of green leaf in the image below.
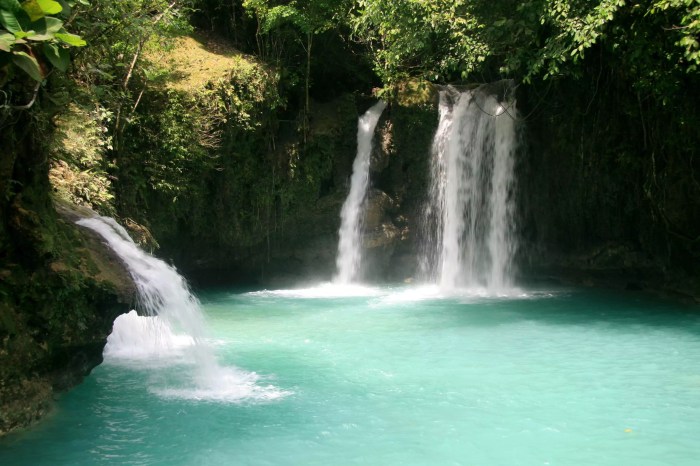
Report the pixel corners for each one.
[0,32,13,52]
[54,31,85,46]
[22,0,45,21]
[21,0,62,21]
[29,16,63,34]
[0,0,22,13]
[42,42,68,70]
[36,0,62,14]
[0,9,22,33]
[11,50,43,81]
[27,31,52,40]
[43,16,62,32]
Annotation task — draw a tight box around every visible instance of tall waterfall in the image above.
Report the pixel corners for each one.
[335,100,387,283]
[77,216,285,401]
[421,83,518,292]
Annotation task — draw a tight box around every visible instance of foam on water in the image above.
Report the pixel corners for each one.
[103,310,195,362]
[152,367,290,403]
[246,282,538,304]
[370,284,533,306]
[246,282,385,299]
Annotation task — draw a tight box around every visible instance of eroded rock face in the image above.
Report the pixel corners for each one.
[0,201,135,437]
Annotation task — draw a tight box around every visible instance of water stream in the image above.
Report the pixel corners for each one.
[335,100,387,284]
[421,84,518,293]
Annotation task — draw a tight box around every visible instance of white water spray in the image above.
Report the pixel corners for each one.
[335,100,387,283]
[421,83,518,292]
[77,216,287,402]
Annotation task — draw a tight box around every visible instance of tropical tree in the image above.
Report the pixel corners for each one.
[350,0,700,87]
[243,0,349,139]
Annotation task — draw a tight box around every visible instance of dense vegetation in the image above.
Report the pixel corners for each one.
[1,0,699,433]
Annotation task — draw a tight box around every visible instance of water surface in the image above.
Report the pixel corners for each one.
[1,285,699,465]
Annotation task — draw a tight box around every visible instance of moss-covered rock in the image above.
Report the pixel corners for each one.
[0,198,134,436]
[0,111,135,436]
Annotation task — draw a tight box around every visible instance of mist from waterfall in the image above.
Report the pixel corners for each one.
[420,84,518,292]
[335,100,387,284]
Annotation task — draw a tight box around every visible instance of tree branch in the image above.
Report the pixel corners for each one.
[11,82,41,111]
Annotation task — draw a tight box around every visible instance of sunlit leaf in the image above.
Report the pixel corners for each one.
[0,33,13,52]
[21,0,62,20]
[22,0,45,21]
[36,0,62,14]
[27,32,52,40]
[54,31,85,46]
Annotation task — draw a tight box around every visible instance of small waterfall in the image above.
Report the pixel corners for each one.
[335,100,387,283]
[77,216,286,401]
[421,83,518,292]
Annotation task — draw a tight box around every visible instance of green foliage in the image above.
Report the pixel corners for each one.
[650,0,700,72]
[351,0,700,88]
[514,0,627,80]
[242,0,351,132]
[65,0,194,143]
[112,51,283,249]
[243,0,344,35]
[48,103,115,215]
[351,0,488,85]
[0,0,85,85]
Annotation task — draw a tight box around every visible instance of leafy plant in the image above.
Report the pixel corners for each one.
[0,0,85,87]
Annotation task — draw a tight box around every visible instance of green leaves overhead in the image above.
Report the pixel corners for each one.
[243,0,345,35]
[651,0,700,72]
[351,0,700,86]
[0,0,86,82]
[351,0,489,84]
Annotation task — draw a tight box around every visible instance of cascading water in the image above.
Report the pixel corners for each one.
[334,100,387,283]
[77,216,286,401]
[421,82,518,292]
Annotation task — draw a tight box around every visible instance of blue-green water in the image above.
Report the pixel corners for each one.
[2,285,700,465]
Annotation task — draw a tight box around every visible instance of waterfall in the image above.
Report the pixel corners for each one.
[77,216,286,401]
[335,100,387,283]
[421,83,518,292]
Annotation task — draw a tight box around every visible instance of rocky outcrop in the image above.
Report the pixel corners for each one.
[516,75,700,302]
[0,199,134,436]
[253,94,436,285]
[163,88,440,287]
